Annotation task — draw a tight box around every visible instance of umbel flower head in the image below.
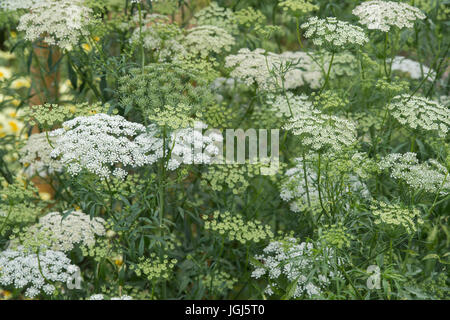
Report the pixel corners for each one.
[0,246,79,298]
[301,17,368,51]
[279,0,319,16]
[194,1,236,32]
[390,56,436,81]
[387,95,449,138]
[0,0,35,10]
[266,92,314,119]
[168,121,223,170]
[16,0,93,50]
[225,49,323,91]
[19,132,63,178]
[49,113,163,180]
[10,211,106,252]
[284,108,357,153]
[202,210,273,244]
[352,0,426,32]
[183,25,235,58]
[379,153,450,195]
[251,237,343,298]
[370,200,423,234]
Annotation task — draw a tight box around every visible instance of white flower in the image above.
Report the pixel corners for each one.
[390,56,436,81]
[183,25,235,58]
[266,92,314,119]
[284,107,357,153]
[379,153,450,194]
[19,133,63,178]
[49,113,163,180]
[13,211,106,252]
[225,49,323,91]
[251,238,343,298]
[301,17,368,50]
[168,121,223,170]
[0,0,35,11]
[353,0,426,32]
[17,0,93,50]
[0,246,78,298]
[387,95,449,138]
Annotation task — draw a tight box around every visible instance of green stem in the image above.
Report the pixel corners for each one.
[296,17,303,49]
[319,52,334,94]
[138,3,145,71]
[383,32,390,80]
[302,152,311,208]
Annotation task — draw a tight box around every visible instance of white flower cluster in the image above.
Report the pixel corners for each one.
[379,153,450,194]
[225,49,323,91]
[17,0,93,50]
[301,17,368,50]
[183,25,235,58]
[266,92,314,119]
[0,0,34,10]
[284,108,357,153]
[251,238,343,298]
[194,1,236,32]
[168,122,223,170]
[387,95,449,138]
[352,0,426,32]
[0,246,79,298]
[19,133,63,178]
[390,56,436,81]
[49,113,163,180]
[21,211,106,252]
[225,48,279,90]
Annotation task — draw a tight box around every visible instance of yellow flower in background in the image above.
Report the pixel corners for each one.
[82,43,91,52]
[8,120,19,133]
[1,290,12,300]
[0,66,12,80]
[0,50,15,60]
[113,255,124,267]
[93,36,100,42]
[69,105,77,114]
[0,107,25,137]
[10,77,31,89]
[39,192,52,201]
[10,31,16,38]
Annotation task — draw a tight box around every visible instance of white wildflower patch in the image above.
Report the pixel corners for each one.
[301,17,368,51]
[390,56,436,81]
[251,238,343,298]
[379,153,450,195]
[225,48,323,91]
[11,211,106,252]
[16,0,93,50]
[353,0,426,32]
[387,95,449,138]
[49,113,163,180]
[19,133,63,178]
[0,246,79,298]
[284,108,357,153]
[183,25,235,58]
[168,121,223,170]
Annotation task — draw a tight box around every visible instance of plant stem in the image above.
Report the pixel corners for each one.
[319,52,334,94]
